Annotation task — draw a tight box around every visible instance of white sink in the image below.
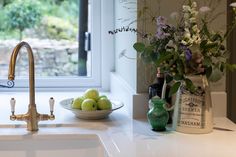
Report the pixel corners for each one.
[0,134,108,157]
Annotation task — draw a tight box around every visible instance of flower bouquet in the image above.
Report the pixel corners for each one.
[133,1,236,133]
[134,1,236,96]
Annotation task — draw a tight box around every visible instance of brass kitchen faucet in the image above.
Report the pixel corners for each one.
[8,41,55,131]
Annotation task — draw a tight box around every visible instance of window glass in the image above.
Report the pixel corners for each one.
[0,0,101,88]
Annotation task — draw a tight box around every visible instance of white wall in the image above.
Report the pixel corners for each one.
[101,0,115,91]
[114,0,137,91]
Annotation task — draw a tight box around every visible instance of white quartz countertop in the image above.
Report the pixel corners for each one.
[0,92,236,157]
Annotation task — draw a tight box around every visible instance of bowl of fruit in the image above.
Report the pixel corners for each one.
[59,89,124,120]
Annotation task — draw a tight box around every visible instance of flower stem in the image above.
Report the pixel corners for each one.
[161,74,167,99]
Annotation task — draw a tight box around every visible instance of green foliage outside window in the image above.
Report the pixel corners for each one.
[5,0,42,40]
[40,16,77,40]
[0,0,78,41]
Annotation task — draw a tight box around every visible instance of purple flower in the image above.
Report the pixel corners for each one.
[185,48,192,61]
[156,27,166,39]
[157,16,167,26]
[156,16,170,39]
[180,45,192,61]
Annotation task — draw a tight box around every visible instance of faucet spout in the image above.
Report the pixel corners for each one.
[8,41,55,131]
[8,41,35,107]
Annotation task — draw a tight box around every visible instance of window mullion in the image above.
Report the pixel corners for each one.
[78,0,89,76]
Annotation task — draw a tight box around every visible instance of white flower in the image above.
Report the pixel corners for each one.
[191,10,198,16]
[196,38,201,44]
[189,17,196,23]
[192,25,199,33]
[183,5,191,12]
[192,35,201,43]
[181,40,187,46]
[180,53,185,57]
[188,38,194,44]
[207,41,213,44]
[184,28,190,33]
[165,40,177,51]
[230,2,236,8]
[192,35,197,40]
[184,32,191,39]
[170,12,179,20]
[184,13,190,19]
[166,40,174,46]
[184,21,190,27]
[192,2,197,8]
[199,6,211,13]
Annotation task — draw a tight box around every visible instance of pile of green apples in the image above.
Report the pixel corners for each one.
[71,89,112,111]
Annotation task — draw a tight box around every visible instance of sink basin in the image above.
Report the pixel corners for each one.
[0,134,108,157]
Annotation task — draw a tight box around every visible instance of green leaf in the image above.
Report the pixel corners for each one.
[133,42,145,52]
[156,53,173,66]
[166,75,173,83]
[168,82,181,97]
[203,57,212,67]
[226,63,236,72]
[144,45,154,54]
[232,64,236,70]
[208,67,223,82]
[205,66,212,79]
[176,59,184,75]
[174,74,183,80]
[220,64,225,72]
[200,20,210,38]
[200,40,208,50]
[185,78,196,93]
[219,45,225,51]
[211,33,223,42]
[140,52,153,63]
[185,78,192,87]
[205,42,218,50]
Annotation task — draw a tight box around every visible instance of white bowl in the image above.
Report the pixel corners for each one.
[60,98,124,120]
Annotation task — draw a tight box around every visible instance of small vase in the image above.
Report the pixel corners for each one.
[148,70,172,124]
[172,75,213,134]
[147,98,169,131]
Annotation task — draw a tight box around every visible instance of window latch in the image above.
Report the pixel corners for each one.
[85,32,91,51]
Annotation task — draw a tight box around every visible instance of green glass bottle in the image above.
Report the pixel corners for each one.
[147,98,169,131]
[148,69,172,124]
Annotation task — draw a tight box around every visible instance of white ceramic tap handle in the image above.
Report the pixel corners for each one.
[10,98,16,112]
[49,97,54,112]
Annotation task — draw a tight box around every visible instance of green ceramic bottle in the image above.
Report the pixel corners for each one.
[147,98,169,131]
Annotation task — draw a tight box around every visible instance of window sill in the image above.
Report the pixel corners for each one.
[0,91,128,125]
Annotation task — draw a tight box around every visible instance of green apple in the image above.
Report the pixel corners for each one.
[97,98,112,110]
[72,96,85,109]
[81,99,97,111]
[99,95,107,99]
[84,88,99,101]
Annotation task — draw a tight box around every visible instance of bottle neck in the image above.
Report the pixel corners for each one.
[156,69,165,84]
[151,98,165,108]
[156,75,164,85]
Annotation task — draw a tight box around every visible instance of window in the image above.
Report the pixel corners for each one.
[0,0,102,90]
